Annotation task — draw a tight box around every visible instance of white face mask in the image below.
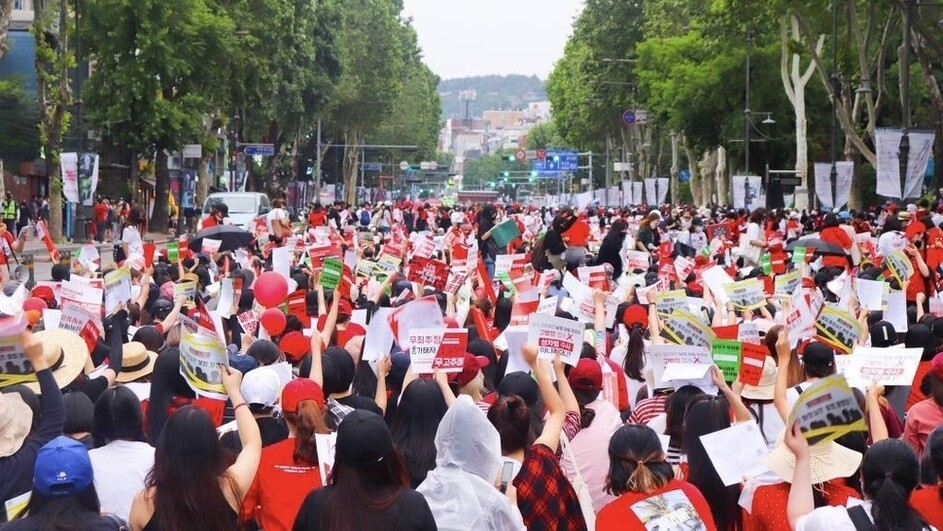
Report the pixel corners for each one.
[651,221,659,229]
[694,226,704,233]
[681,219,692,230]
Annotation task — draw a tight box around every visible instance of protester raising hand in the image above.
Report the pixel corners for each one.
[773,327,792,421]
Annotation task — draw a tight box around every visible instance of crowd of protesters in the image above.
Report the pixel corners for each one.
[1,194,943,531]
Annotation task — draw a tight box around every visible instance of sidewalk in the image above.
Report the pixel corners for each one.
[22,232,173,261]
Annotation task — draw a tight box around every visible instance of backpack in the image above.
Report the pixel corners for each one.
[359,210,371,226]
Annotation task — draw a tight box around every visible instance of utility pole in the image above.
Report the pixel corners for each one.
[899,0,914,201]
[743,28,753,208]
[315,117,322,204]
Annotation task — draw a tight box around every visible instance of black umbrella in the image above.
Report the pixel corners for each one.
[188,225,253,253]
[785,238,846,256]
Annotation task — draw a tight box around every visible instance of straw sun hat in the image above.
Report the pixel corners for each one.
[764,437,862,485]
[115,341,157,383]
[19,330,90,394]
[0,393,32,457]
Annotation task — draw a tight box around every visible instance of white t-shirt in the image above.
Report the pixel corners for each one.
[266,208,288,234]
[785,381,813,411]
[121,226,143,257]
[795,501,874,531]
[88,440,155,521]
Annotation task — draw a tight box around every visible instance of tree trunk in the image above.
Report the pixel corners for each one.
[716,147,728,206]
[683,137,700,206]
[342,128,362,205]
[0,0,12,61]
[669,131,680,204]
[152,149,170,232]
[700,149,717,206]
[130,153,139,203]
[48,156,63,242]
[197,154,211,206]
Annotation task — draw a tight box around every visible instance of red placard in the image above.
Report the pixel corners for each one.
[407,257,449,291]
[286,289,310,328]
[713,324,739,340]
[308,244,342,271]
[706,223,731,242]
[431,329,468,371]
[143,242,156,268]
[739,343,768,386]
[509,299,539,326]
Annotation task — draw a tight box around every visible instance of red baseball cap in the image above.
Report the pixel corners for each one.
[568,358,603,392]
[337,299,353,316]
[931,352,943,381]
[622,304,648,330]
[450,352,490,388]
[278,331,310,363]
[281,378,325,412]
[31,286,55,306]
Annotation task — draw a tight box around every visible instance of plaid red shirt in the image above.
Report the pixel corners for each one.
[513,443,587,531]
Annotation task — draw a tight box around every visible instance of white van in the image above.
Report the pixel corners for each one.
[200,192,271,230]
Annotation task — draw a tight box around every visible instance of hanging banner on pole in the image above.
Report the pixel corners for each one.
[61,152,79,204]
[644,178,657,206]
[814,162,854,210]
[732,176,763,210]
[657,177,669,205]
[78,153,100,206]
[875,128,935,199]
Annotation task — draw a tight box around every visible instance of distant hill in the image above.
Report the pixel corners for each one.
[439,75,547,119]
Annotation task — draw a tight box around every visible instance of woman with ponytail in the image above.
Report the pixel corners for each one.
[612,304,650,407]
[786,427,931,530]
[596,424,716,530]
[240,378,329,531]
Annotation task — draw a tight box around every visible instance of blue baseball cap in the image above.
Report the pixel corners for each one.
[33,436,94,496]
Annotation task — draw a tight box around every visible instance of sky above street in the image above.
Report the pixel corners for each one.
[401,0,585,80]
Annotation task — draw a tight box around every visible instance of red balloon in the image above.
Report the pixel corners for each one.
[23,297,48,312]
[255,271,289,308]
[260,308,287,336]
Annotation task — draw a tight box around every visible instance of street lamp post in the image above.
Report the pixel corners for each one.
[899,0,915,201]
[829,0,839,211]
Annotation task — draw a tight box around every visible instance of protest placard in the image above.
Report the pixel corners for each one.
[814,306,861,354]
[674,256,695,280]
[774,269,802,298]
[855,278,889,312]
[314,432,337,485]
[661,310,714,348]
[653,290,688,317]
[527,313,584,366]
[179,332,229,400]
[443,272,467,295]
[723,279,767,310]
[625,250,650,272]
[407,257,449,291]
[650,344,711,390]
[578,265,609,290]
[843,346,922,387]
[884,249,914,286]
[931,295,943,317]
[635,277,670,305]
[308,243,342,272]
[701,265,734,303]
[536,296,558,316]
[59,302,103,353]
[320,257,343,289]
[407,328,467,373]
[710,340,742,382]
[60,279,103,317]
[236,310,259,337]
[495,254,527,276]
[103,267,132,316]
[699,421,770,486]
[491,219,521,247]
[787,375,867,445]
[201,238,222,254]
[739,343,768,387]
[0,315,31,388]
[785,288,815,347]
[738,321,761,345]
[387,296,445,350]
[174,280,197,304]
[361,308,394,362]
[166,241,179,262]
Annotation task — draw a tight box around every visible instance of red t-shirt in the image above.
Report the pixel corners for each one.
[202,215,219,229]
[315,315,366,348]
[94,203,109,222]
[596,479,716,531]
[563,219,591,247]
[910,484,943,530]
[241,438,322,531]
[0,230,14,265]
[742,479,858,531]
[308,211,327,227]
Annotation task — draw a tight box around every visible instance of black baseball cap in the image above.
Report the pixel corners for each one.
[802,342,835,368]
[336,410,394,467]
[869,321,897,348]
[497,371,539,406]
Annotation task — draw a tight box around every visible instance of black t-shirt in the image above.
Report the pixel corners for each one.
[292,486,436,531]
[220,416,288,453]
[2,512,125,531]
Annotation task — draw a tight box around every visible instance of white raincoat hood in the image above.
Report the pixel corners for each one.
[416,396,524,531]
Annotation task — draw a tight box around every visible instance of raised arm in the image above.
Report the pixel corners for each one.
[866,384,889,443]
[553,355,579,416]
[374,355,392,414]
[222,366,261,502]
[773,331,792,422]
[526,344,565,453]
[158,296,185,331]
[434,369,456,407]
[785,423,813,528]
[308,329,324,388]
[711,366,751,423]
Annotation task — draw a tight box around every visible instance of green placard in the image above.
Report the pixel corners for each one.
[710,339,742,382]
[320,257,343,289]
[791,246,806,265]
[496,272,516,294]
[759,254,771,275]
[167,241,179,262]
[491,219,521,247]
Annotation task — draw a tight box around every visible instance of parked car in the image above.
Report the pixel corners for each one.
[199,192,271,230]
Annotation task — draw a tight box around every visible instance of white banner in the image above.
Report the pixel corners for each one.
[732,176,763,210]
[61,152,79,204]
[814,161,854,210]
[875,128,935,199]
[607,186,620,206]
[645,178,657,205]
[657,177,669,205]
[78,153,100,206]
[621,181,633,205]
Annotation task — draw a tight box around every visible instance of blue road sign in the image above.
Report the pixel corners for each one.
[242,143,275,156]
[680,169,690,182]
[622,110,636,124]
[362,162,383,171]
[531,149,579,177]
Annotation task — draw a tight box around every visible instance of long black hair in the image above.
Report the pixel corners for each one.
[93,386,147,447]
[17,484,102,526]
[622,325,647,382]
[318,449,410,531]
[860,439,928,531]
[389,379,448,488]
[682,396,740,531]
[605,424,674,495]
